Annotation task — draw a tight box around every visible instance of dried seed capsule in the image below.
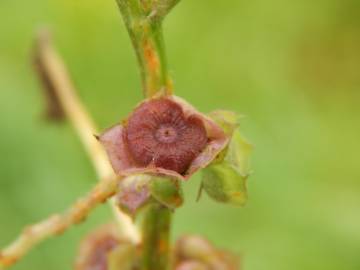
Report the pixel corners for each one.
[124,98,208,174]
[99,96,229,180]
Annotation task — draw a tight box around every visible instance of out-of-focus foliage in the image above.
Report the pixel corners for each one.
[0,0,359,270]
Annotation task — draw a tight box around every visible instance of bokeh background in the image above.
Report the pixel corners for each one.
[1,0,360,269]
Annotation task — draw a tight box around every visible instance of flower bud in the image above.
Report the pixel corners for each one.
[116,174,152,216]
[202,162,248,206]
[175,235,215,262]
[75,224,135,270]
[150,177,183,210]
[208,110,240,136]
[175,261,209,270]
[116,174,183,216]
[174,235,239,270]
[201,111,252,206]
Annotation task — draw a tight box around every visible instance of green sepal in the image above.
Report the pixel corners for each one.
[226,130,252,176]
[150,177,183,210]
[208,110,241,136]
[202,111,252,206]
[116,174,183,217]
[202,162,248,206]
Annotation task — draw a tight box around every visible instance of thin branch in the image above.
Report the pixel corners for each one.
[32,29,140,245]
[33,30,113,179]
[0,176,121,268]
[0,30,144,268]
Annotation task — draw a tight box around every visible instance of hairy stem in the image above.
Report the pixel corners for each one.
[33,30,140,242]
[115,0,177,97]
[139,203,172,270]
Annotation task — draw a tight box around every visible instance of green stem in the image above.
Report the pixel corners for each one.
[114,2,179,268]
[139,203,172,270]
[115,0,177,97]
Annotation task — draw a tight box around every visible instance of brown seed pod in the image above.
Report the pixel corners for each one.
[99,96,229,180]
[75,224,121,270]
[124,98,208,174]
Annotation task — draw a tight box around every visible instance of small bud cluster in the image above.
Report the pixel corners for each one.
[174,235,239,270]
[76,225,239,270]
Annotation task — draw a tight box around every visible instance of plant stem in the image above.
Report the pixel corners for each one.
[115,0,176,97]
[114,1,181,268]
[0,176,122,268]
[139,203,172,270]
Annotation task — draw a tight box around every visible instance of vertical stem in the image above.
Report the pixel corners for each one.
[113,1,180,269]
[139,203,172,270]
[115,0,173,97]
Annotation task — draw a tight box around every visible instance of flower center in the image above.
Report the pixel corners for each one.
[124,98,208,174]
[155,125,178,144]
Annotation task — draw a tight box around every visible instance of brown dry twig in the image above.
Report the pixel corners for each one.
[32,30,139,242]
[0,30,140,269]
[0,176,121,268]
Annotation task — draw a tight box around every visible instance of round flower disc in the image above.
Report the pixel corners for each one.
[124,98,208,174]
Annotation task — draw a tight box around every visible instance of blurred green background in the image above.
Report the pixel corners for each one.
[1,0,360,269]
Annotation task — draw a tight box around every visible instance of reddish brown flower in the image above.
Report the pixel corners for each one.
[125,98,208,174]
[174,235,240,270]
[75,224,121,270]
[99,96,228,180]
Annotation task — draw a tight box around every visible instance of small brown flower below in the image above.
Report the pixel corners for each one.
[76,224,121,270]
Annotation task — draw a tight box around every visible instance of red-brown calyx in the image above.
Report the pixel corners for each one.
[124,98,208,174]
[99,95,229,180]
